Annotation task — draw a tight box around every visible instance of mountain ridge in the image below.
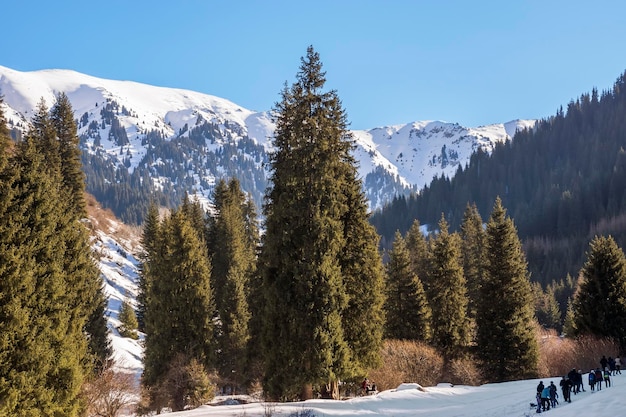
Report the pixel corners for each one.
[0,65,535,221]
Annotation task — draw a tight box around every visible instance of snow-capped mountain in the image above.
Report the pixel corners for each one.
[0,65,535,220]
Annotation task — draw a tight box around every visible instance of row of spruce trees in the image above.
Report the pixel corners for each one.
[137,48,626,412]
[0,94,110,415]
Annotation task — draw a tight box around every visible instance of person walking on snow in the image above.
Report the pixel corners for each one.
[549,381,559,408]
[541,386,551,411]
[589,370,596,392]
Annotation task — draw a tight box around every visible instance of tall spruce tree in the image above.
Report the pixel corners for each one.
[427,216,470,357]
[572,235,626,351]
[260,46,385,400]
[137,202,161,332]
[338,177,386,380]
[405,219,430,291]
[476,197,538,382]
[48,94,111,370]
[385,231,432,341]
[142,207,215,395]
[0,125,89,415]
[207,178,257,390]
[460,203,485,322]
[51,92,86,217]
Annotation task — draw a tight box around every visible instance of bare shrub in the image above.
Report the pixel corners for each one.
[368,340,444,391]
[537,326,619,377]
[442,357,483,386]
[82,368,138,417]
[571,335,620,371]
[537,327,577,377]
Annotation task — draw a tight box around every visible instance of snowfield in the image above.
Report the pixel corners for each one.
[165,376,625,417]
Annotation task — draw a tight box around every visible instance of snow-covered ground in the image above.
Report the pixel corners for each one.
[168,376,625,417]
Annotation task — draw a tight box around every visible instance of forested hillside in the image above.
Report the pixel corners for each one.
[371,70,626,287]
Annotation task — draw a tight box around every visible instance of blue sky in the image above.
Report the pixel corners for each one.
[2,0,625,130]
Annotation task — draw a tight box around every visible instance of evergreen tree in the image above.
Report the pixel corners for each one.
[142,208,215,395]
[0,135,85,415]
[338,177,386,381]
[405,219,430,291]
[207,178,257,390]
[460,203,485,321]
[137,202,161,332]
[51,92,86,217]
[427,216,470,357]
[476,197,538,382]
[572,235,626,351]
[118,296,139,339]
[46,94,112,370]
[385,231,432,341]
[535,285,562,331]
[0,101,110,414]
[260,46,384,400]
[29,98,60,174]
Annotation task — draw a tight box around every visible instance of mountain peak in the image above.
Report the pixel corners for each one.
[0,65,535,221]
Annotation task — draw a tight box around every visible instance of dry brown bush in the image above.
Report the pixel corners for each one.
[367,340,444,391]
[536,326,619,378]
[441,357,483,386]
[82,368,138,417]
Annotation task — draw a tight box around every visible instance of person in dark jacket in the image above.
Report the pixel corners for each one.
[601,355,608,370]
[577,370,585,392]
[567,368,578,394]
[549,381,559,408]
[541,386,551,411]
[594,368,603,391]
[559,376,572,403]
[535,381,544,413]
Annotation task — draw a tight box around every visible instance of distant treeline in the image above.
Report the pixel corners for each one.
[371,70,626,288]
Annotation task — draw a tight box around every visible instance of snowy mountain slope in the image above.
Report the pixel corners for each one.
[0,65,535,216]
[87,200,143,376]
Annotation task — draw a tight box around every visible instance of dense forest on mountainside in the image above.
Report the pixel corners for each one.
[371,71,626,287]
[80,118,269,225]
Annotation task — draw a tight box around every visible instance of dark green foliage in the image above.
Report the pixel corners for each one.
[404,219,431,291]
[338,178,386,375]
[0,106,103,415]
[385,231,432,341]
[260,47,385,400]
[572,235,626,351]
[370,72,626,287]
[460,203,485,321]
[51,92,87,218]
[137,202,161,332]
[476,198,538,382]
[118,297,139,339]
[0,97,110,414]
[534,283,562,332]
[426,216,470,357]
[207,178,258,389]
[142,206,215,400]
[81,114,269,225]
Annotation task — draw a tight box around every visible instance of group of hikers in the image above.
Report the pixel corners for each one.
[361,378,378,395]
[535,355,622,413]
